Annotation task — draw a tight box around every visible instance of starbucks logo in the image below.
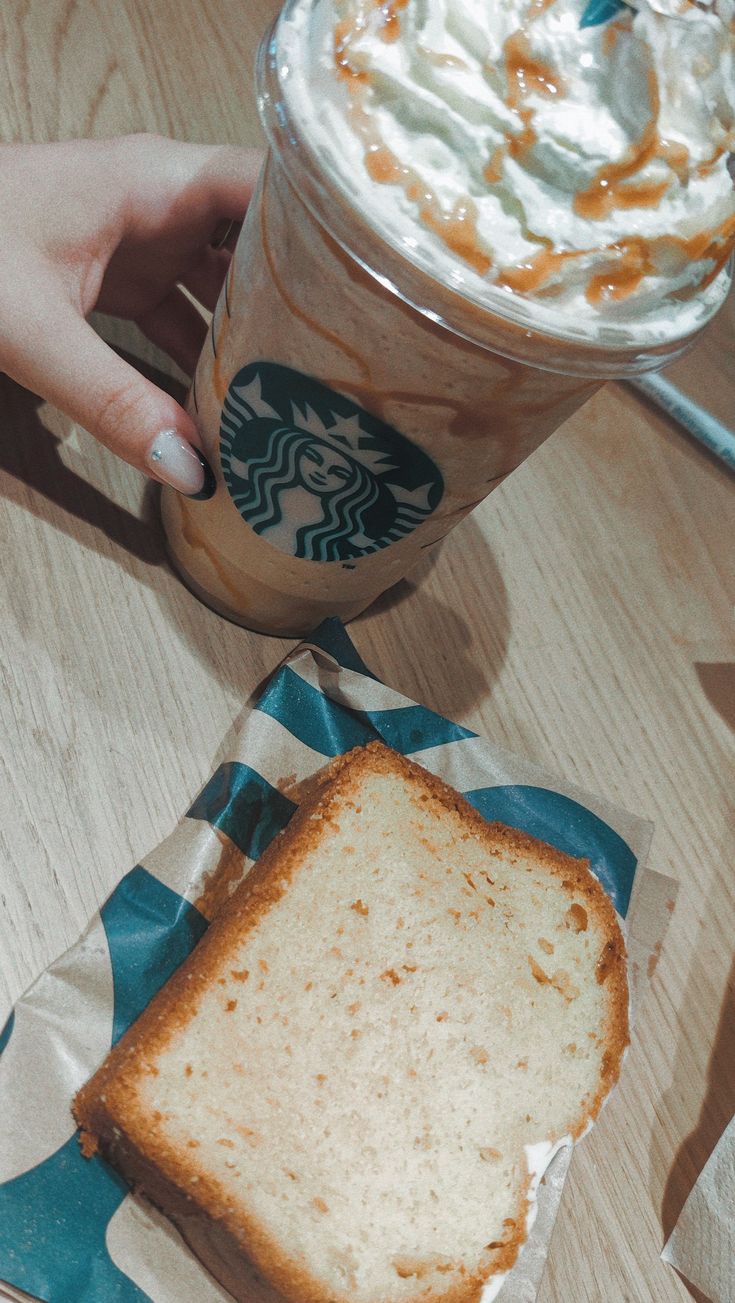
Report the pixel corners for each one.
[220,363,443,563]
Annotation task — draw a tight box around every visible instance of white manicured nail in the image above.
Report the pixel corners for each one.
[147,429,206,496]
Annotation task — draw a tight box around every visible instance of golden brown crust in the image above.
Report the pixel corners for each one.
[86,1126,533,1303]
[74,741,629,1303]
[88,1125,290,1303]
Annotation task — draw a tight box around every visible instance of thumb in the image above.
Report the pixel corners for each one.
[3,292,215,498]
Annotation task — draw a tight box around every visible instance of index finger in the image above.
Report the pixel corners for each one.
[115,137,263,237]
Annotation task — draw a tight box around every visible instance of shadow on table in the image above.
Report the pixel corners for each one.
[659,663,735,1271]
[205,518,508,803]
[0,359,507,717]
[0,359,279,703]
[0,367,166,568]
[659,949,735,1282]
[194,514,506,721]
[351,515,508,721]
[694,663,735,735]
[670,1274,712,1303]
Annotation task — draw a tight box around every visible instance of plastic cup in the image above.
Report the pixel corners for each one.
[161,6,732,636]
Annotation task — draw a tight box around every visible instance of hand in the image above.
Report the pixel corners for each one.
[0,134,262,495]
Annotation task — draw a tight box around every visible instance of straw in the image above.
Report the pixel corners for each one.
[627,373,735,473]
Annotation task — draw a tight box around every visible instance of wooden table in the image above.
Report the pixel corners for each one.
[0,5,732,1301]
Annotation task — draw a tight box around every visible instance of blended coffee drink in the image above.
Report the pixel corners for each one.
[162,0,735,635]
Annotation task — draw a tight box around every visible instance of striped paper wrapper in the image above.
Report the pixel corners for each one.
[0,619,673,1303]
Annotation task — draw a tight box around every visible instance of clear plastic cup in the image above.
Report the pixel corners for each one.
[161,6,732,636]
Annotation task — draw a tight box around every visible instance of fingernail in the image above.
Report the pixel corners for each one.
[210,218,242,251]
[147,430,216,499]
[187,448,217,500]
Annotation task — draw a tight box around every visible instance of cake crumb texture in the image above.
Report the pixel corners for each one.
[74,742,629,1303]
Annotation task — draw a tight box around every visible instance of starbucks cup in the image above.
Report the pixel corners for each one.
[161,5,732,637]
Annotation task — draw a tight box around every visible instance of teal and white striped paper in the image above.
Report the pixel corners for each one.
[0,619,656,1303]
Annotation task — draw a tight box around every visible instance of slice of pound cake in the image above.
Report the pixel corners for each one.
[74,742,629,1303]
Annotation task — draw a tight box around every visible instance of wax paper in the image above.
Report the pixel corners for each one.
[0,619,672,1303]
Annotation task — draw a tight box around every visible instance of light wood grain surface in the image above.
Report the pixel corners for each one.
[1,4,733,1302]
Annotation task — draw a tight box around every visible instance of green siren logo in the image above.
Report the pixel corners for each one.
[220,363,443,563]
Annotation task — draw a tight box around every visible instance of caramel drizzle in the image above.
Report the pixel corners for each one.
[497,19,731,304]
[574,72,666,220]
[659,211,735,293]
[496,248,583,295]
[211,258,235,404]
[656,138,691,183]
[417,45,469,70]
[504,31,564,109]
[585,238,653,304]
[498,212,735,305]
[259,158,373,382]
[507,109,537,162]
[355,110,492,274]
[376,0,408,44]
[602,19,625,55]
[370,150,489,273]
[490,7,731,302]
[336,0,492,274]
[483,147,505,184]
[177,494,251,608]
[695,136,735,179]
[334,14,369,82]
[335,1,734,306]
[320,379,470,429]
[488,24,566,177]
[335,0,409,69]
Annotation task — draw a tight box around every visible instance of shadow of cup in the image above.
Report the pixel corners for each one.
[352,512,509,720]
[0,328,508,718]
[0,370,164,570]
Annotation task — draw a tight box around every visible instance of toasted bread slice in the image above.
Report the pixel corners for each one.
[74,742,628,1303]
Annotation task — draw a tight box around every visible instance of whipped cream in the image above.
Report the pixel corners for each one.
[275,0,735,344]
